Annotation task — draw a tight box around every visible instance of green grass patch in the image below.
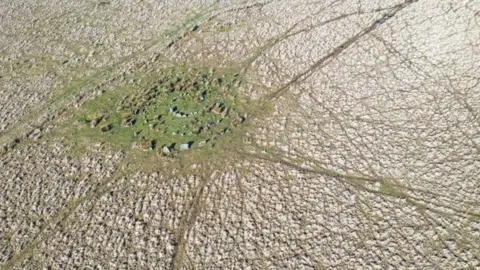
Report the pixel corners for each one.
[58,63,258,168]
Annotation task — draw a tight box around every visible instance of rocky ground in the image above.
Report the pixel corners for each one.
[1,0,480,269]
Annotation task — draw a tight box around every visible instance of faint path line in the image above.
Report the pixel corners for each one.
[237,146,480,219]
[266,0,419,100]
[0,6,223,267]
[274,144,480,209]
[0,7,214,148]
[0,3,280,267]
[373,33,480,134]
[171,174,210,270]
[0,0,277,150]
[1,153,129,269]
[240,6,364,75]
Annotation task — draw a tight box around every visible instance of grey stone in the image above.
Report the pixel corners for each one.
[179,143,190,151]
[162,146,171,154]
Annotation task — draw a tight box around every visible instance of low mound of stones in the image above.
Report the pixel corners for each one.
[86,67,247,157]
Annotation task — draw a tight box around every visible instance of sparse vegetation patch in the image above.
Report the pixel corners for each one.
[77,66,248,157]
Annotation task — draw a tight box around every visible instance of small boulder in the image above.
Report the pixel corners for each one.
[90,115,104,128]
[179,141,194,151]
[179,143,190,151]
[198,140,208,148]
[141,139,156,151]
[28,128,42,140]
[101,123,113,132]
[162,145,171,155]
[122,116,136,127]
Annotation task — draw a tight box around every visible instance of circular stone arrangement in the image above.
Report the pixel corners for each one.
[87,67,247,156]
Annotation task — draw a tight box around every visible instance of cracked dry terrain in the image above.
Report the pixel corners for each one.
[1,0,480,269]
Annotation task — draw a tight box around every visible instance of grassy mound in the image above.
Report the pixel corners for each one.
[78,66,248,157]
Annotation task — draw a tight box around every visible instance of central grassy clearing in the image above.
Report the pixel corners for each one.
[77,66,248,157]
